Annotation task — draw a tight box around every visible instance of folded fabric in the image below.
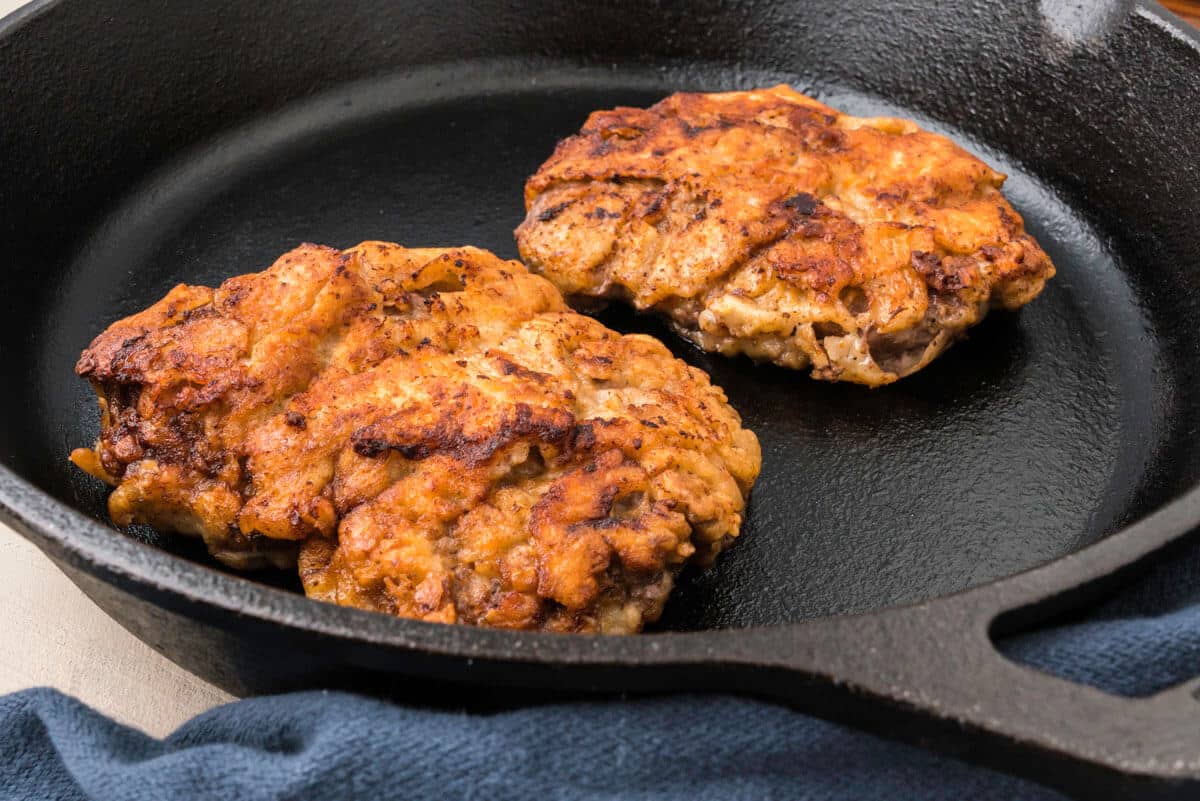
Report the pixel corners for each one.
[4,536,1200,801]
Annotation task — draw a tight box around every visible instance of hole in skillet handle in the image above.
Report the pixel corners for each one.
[994,528,1200,699]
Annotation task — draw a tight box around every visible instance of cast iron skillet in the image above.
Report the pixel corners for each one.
[2,0,1200,797]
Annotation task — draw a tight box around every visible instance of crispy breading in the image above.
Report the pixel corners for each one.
[516,85,1056,386]
[72,242,760,633]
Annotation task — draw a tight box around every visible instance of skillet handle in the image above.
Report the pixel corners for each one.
[699,549,1200,801]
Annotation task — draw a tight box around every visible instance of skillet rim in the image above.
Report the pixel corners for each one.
[2,0,1200,668]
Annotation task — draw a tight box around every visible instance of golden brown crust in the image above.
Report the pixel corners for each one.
[73,242,761,633]
[516,85,1056,386]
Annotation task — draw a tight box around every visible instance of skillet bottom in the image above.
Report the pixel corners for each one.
[22,64,1174,629]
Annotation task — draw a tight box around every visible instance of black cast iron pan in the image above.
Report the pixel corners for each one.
[2,0,1200,797]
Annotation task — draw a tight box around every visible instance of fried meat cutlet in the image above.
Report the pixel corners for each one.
[516,85,1056,386]
[71,242,761,633]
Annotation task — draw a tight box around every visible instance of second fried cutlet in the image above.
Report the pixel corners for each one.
[517,85,1055,386]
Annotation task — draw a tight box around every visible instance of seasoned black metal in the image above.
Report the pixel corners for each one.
[1,0,1200,797]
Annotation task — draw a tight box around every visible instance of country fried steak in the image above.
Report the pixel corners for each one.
[517,85,1056,386]
[71,242,761,633]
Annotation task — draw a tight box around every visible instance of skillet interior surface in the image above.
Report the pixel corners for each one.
[6,60,1191,630]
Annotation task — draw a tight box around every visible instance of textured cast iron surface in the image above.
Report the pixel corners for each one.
[2,0,1200,798]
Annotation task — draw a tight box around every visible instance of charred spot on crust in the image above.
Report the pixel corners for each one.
[349,402,577,467]
[102,333,152,378]
[181,306,219,323]
[638,190,669,219]
[570,422,597,451]
[912,251,971,293]
[536,201,573,222]
[352,437,391,459]
[495,357,549,383]
[781,192,820,216]
[219,285,250,308]
[911,250,941,276]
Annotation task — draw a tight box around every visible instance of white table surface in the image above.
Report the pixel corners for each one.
[0,0,236,737]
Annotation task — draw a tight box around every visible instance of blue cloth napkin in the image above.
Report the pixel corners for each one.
[4,537,1200,801]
